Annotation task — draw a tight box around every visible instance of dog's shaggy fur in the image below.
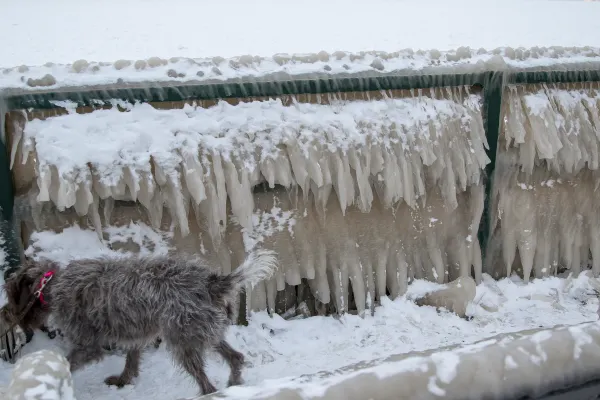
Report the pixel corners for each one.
[2,250,278,395]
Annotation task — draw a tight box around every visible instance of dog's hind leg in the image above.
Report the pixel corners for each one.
[105,348,141,388]
[216,340,245,387]
[170,344,217,395]
[67,344,104,372]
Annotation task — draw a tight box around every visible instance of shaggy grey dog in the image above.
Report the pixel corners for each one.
[2,250,278,395]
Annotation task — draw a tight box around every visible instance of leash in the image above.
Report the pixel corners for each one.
[0,271,54,340]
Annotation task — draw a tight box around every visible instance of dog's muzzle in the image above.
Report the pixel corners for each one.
[0,318,27,364]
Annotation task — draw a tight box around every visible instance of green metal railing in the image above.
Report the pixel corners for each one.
[1,68,599,275]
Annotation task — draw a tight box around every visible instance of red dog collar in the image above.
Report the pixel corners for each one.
[34,271,55,306]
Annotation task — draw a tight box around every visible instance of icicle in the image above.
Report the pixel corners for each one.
[152,158,168,186]
[123,166,140,202]
[369,143,385,175]
[260,277,274,315]
[249,281,267,313]
[260,154,294,189]
[348,147,372,212]
[137,170,155,211]
[285,136,310,194]
[222,158,253,230]
[375,242,390,299]
[306,146,324,188]
[426,232,445,284]
[309,235,330,304]
[469,184,485,282]
[9,118,23,170]
[397,146,415,208]
[346,254,366,316]
[74,180,93,217]
[382,146,402,207]
[89,193,103,241]
[181,152,206,205]
[211,151,228,231]
[330,151,355,214]
[36,166,51,202]
[165,173,190,236]
[49,166,77,211]
[441,155,458,211]
[103,197,114,225]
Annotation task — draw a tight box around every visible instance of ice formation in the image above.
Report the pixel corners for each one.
[9,87,489,315]
[487,82,600,282]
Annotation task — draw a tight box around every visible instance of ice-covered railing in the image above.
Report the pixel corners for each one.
[487,82,600,281]
[1,46,600,91]
[10,87,487,241]
[8,87,489,315]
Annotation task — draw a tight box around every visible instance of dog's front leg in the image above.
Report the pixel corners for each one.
[105,348,141,388]
[67,345,104,372]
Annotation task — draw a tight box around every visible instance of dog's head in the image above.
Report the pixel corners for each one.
[2,260,57,332]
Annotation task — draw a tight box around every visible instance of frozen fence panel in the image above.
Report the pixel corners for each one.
[7,87,489,316]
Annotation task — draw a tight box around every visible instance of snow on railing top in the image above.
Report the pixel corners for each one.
[11,88,488,242]
[1,47,600,93]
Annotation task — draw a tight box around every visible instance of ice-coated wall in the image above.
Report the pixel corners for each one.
[486,82,600,282]
[8,86,489,315]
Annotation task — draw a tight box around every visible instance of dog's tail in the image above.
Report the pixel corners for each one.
[227,249,278,290]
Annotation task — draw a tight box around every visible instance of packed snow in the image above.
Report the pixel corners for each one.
[0,224,599,399]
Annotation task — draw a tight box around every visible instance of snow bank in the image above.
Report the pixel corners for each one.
[487,82,600,281]
[193,321,600,400]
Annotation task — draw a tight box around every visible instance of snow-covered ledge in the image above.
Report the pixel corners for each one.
[192,321,600,400]
[4,349,74,400]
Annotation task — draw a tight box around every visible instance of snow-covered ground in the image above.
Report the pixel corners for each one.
[0,224,599,399]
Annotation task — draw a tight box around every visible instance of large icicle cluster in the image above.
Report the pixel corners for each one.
[10,87,489,314]
[488,83,600,281]
[236,186,484,315]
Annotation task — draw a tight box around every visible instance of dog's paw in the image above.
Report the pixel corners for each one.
[227,376,244,387]
[104,375,132,388]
